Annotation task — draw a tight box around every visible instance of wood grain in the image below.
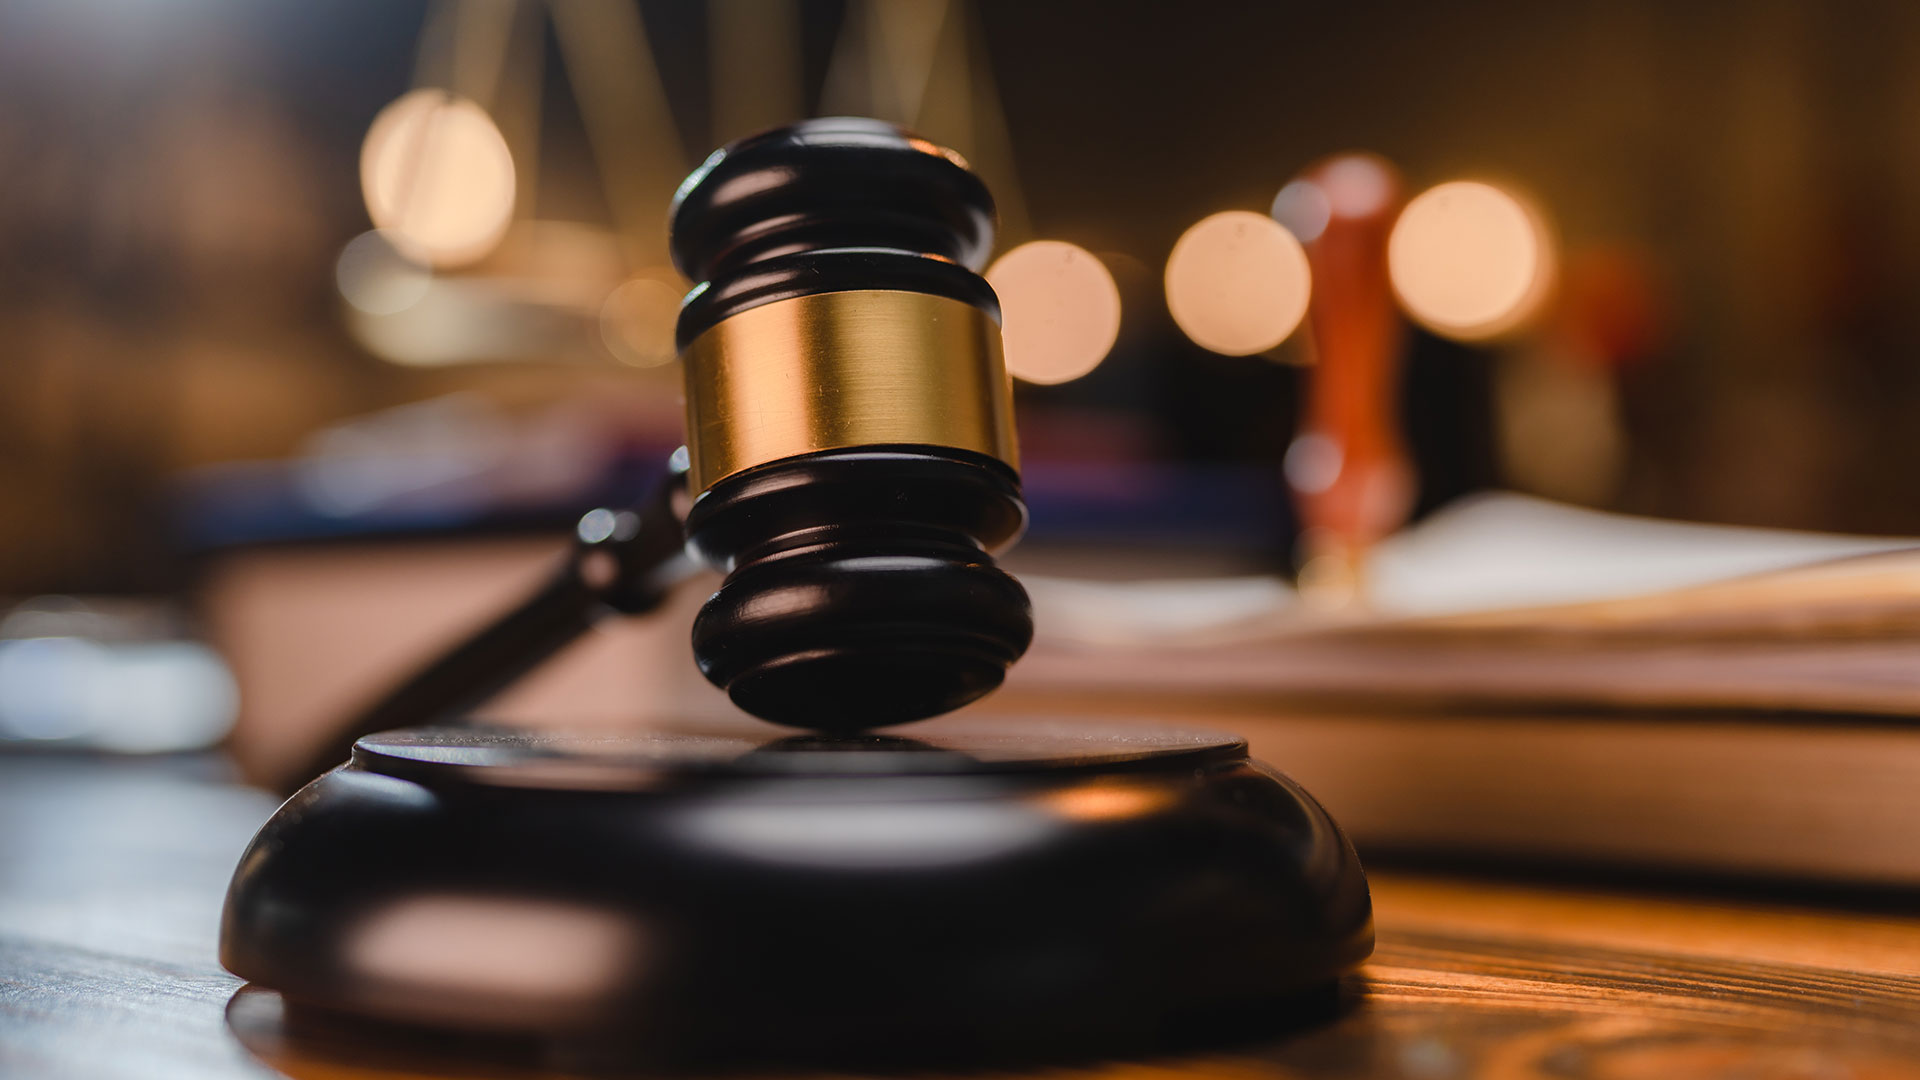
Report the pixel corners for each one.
[5,755,1920,1079]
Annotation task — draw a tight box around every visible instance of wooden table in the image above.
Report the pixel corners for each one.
[4,753,1919,1079]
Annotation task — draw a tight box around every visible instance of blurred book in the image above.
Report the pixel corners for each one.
[995,493,1920,885]
[1014,492,1920,716]
[1020,702,1920,887]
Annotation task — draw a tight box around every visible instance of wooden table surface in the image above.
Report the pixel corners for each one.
[4,753,1920,1079]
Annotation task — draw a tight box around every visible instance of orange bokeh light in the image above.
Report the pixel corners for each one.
[985,241,1122,385]
[1164,211,1312,357]
[360,90,517,269]
[1388,180,1552,341]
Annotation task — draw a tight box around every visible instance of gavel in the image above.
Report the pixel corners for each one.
[278,119,1034,790]
[670,118,1033,728]
[223,119,1370,1070]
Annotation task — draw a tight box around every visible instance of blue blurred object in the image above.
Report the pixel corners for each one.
[0,598,237,753]
[175,443,1295,555]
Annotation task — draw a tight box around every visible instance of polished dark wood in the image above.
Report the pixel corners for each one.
[219,719,1370,1065]
[7,753,1920,1078]
[668,116,998,327]
[672,118,1032,730]
[686,448,1032,729]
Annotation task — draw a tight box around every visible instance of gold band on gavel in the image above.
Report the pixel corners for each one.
[681,289,1019,493]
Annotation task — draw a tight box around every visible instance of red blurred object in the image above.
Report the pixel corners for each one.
[1284,154,1413,589]
[1552,245,1669,371]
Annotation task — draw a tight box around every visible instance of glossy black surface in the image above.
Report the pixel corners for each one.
[671,117,998,344]
[686,447,1031,729]
[675,246,999,350]
[221,717,1374,1068]
[672,119,1032,730]
[670,117,994,276]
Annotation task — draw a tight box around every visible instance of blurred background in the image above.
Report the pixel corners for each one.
[15,0,1920,588]
[9,0,1920,779]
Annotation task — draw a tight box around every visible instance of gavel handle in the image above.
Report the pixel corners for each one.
[272,465,697,794]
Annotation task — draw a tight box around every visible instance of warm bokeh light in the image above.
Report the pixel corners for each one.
[1164,210,1311,356]
[985,240,1121,385]
[1388,180,1552,341]
[360,89,517,268]
[599,272,684,368]
[336,230,432,316]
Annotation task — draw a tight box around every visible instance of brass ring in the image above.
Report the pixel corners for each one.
[681,290,1018,493]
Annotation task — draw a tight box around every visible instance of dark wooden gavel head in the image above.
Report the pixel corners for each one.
[669,118,1032,732]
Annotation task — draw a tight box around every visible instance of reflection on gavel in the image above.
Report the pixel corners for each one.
[1277,154,1413,606]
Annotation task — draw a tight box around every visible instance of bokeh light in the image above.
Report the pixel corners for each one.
[1164,211,1311,356]
[599,272,685,368]
[1274,154,1399,245]
[985,240,1122,385]
[360,89,517,268]
[1388,180,1552,341]
[1317,154,1397,220]
[1270,180,1332,245]
[336,230,433,316]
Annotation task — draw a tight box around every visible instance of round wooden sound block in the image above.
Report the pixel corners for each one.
[220,718,1372,1069]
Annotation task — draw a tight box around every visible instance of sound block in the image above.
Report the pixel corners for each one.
[220,717,1372,1069]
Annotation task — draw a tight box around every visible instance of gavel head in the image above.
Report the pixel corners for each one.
[670,118,1032,732]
